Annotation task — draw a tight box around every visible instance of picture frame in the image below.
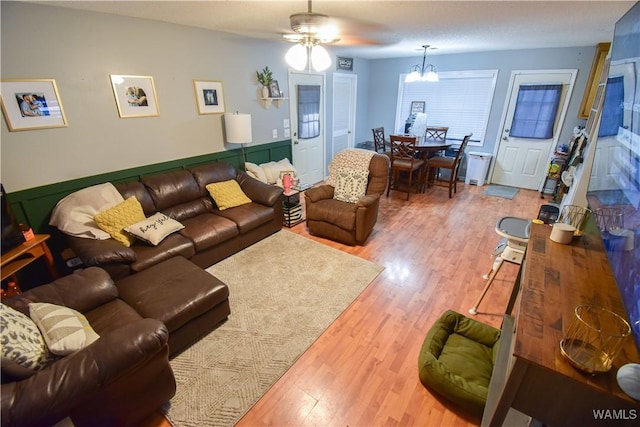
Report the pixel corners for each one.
[193,80,225,114]
[268,80,281,98]
[279,170,297,181]
[411,101,426,114]
[337,56,354,71]
[0,79,68,131]
[110,74,159,118]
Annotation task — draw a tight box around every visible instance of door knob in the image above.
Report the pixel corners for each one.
[294,140,299,145]
[503,136,508,141]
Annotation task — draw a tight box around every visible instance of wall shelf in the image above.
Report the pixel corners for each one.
[259,97,288,108]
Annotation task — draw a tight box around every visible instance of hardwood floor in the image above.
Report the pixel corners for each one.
[145,183,547,427]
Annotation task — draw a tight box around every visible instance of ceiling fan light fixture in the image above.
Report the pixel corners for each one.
[311,45,331,71]
[285,43,308,71]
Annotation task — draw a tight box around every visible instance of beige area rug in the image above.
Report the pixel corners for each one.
[163,230,384,426]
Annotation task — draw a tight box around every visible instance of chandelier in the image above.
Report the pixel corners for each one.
[406,45,439,82]
[283,1,340,72]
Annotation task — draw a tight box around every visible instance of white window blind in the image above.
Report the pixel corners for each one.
[395,70,498,145]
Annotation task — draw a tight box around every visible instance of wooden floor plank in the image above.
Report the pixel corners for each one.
[142,183,546,427]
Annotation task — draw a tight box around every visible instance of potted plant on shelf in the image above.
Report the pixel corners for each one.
[256,67,273,99]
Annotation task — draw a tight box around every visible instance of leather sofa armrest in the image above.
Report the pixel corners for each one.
[237,171,283,207]
[1,319,171,427]
[66,235,137,267]
[304,185,334,203]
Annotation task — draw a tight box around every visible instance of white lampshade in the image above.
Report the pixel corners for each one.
[285,44,308,71]
[224,113,252,144]
[310,45,331,71]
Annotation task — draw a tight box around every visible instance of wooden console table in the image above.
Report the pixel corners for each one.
[483,223,640,426]
[1,234,58,294]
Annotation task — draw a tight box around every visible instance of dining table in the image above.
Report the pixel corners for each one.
[388,135,453,192]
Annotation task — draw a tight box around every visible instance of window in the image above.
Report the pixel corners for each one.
[598,76,624,137]
[297,85,320,139]
[510,84,562,139]
[396,70,498,145]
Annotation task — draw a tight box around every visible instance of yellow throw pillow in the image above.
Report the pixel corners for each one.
[94,196,145,246]
[206,180,252,211]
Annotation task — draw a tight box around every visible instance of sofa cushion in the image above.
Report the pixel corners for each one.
[114,181,157,215]
[179,213,239,252]
[213,203,275,233]
[206,180,252,210]
[306,198,357,231]
[29,303,100,356]
[190,162,238,193]
[1,303,58,379]
[333,167,369,203]
[115,256,229,334]
[125,212,185,246]
[94,196,146,247]
[142,170,201,212]
[161,198,210,222]
[129,232,196,273]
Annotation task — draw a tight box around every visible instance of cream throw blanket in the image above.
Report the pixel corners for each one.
[325,148,376,187]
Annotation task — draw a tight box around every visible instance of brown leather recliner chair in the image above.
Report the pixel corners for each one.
[304,152,390,245]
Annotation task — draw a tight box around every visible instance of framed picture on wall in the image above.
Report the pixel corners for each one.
[411,101,425,114]
[193,80,225,114]
[268,80,281,98]
[110,74,159,118]
[0,79,68,131]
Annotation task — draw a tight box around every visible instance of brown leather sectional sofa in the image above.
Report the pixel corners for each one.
[66,162,284,280]
[2,268,177,427]
[1,162,285,426]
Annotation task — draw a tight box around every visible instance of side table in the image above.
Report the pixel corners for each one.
[283,190,304,228]
[1,234,59,296]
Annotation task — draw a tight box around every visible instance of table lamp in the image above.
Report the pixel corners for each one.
[224,112,252,169]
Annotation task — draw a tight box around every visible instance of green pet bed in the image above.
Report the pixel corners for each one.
[418,310,501,417]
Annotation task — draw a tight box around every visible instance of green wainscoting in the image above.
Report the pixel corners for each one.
[4,139,292,274]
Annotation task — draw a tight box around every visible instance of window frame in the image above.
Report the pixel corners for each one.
[395,69,499,146]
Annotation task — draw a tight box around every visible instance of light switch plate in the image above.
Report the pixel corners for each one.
[283,119,290,128]
[272,129,278,138]
[284,129,291,137]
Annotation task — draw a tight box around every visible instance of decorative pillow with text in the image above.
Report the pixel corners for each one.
[125,212,184,246]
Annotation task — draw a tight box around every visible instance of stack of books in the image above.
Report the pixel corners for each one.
[283,202,303,223]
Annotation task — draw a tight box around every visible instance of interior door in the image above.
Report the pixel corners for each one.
[332,73,357,158]
[288,71,325,186]
[491,70,576,190]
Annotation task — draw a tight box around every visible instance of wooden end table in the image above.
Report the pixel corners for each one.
[1,234,59,297]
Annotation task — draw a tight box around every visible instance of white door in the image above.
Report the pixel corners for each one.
[332,73,357,158]
[288,71,325,186]
[491,70,577,190]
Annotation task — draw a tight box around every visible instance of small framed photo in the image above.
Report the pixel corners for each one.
[193,80,225,114]
[110,74,159,118]
[337,56,354,71]
[1,79,68,131]
[268,80,281,98]
[411,101,425,114]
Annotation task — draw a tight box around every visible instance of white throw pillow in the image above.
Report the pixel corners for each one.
[245,162,268,183]
[29,303,100,356]
[333,167,369,203]
[124,212,184,246]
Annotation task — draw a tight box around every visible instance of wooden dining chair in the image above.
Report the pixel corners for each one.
[371,127,389,154]
[424,126,449,157]
[427,133,472,198]
[387,135,425,200]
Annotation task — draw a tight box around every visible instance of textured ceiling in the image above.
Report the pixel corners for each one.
[27,0,636,59]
